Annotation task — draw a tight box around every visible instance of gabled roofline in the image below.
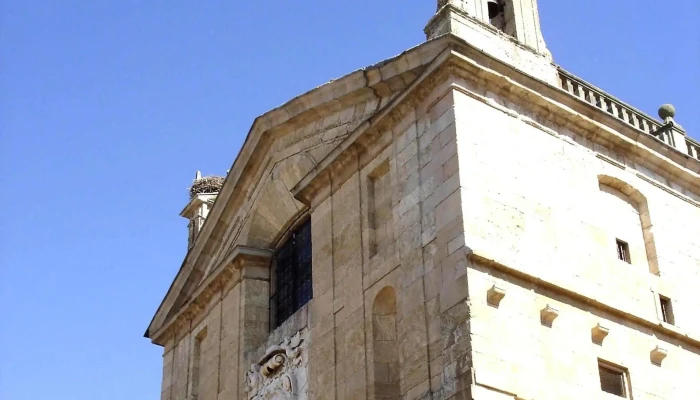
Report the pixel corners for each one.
[147,28,700,341]
[144,36,454,339]
[145,245,273,344]
[293,46,454,203]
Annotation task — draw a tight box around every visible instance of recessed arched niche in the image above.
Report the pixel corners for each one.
[371,286,401,400]
[598,175,659,275]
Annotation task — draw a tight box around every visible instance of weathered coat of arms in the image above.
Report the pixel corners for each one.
[245,331,308,400]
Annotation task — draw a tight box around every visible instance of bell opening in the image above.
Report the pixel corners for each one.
[488,0,504,19]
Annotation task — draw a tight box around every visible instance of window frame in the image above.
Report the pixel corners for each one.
[597,360,630,398]
[269,218,313,329]
[616,239,631,264]
[659,295,675,325]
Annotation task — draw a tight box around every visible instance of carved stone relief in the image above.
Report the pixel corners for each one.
[245,330,308,400]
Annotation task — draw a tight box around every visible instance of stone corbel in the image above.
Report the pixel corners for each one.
[650,345,668,366]
[540,305,559,327]
[486,285,506,307]
[591,323,610,345]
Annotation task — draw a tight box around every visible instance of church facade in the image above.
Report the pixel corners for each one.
[145,1,700,399]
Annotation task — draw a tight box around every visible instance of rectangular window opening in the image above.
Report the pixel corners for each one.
[659,295,675,325]
[271,219,313,329]
[367,160,390,259]
[367,174,378,258]
[616,239,631,263]
[190,328,207,400]
[598,361,628,398]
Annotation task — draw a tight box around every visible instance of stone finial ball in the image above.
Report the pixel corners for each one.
[658,104,676,120]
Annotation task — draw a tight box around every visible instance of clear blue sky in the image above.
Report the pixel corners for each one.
[1,1,697,399]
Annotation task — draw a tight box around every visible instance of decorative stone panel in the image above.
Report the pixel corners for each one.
[245,330,308,400]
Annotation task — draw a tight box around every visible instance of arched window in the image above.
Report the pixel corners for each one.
[598,176,659,275]
[371,287,401,400]
[270,218,313,328]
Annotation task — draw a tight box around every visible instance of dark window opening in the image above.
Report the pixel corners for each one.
[270,219,313,329]
[616,239,631,263]
[599,362,627,397]
[660,296,675,325]
[489,0,506,31]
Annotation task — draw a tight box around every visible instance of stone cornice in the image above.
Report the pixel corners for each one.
[292,37,700,207]
[443,73,700,197]
[468,249,700,350]
[147,246,272,346]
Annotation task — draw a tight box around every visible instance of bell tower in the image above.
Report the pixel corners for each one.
[426,0,557,84]
[181,171,224,249]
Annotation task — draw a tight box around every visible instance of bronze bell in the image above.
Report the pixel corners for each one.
[488,0,504,19]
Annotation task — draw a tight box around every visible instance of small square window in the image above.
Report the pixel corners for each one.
[659,296,675,325]
[598,362,628,397]
[616,239,631,263]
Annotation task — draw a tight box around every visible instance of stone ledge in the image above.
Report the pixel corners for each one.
[466,248,700,349]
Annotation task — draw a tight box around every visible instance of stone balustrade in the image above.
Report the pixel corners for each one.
[687,137,700,161]
[559,69,698,161]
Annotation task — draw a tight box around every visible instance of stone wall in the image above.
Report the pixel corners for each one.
[305,78,469,400]
[159,259,271,400]
[450,79,700,399]
[155,53,700,400]
[297,68,700,400]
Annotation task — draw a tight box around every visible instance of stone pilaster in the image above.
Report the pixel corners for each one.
[234,250,273,400]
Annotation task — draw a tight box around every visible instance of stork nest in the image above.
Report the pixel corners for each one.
[189,176,225,198]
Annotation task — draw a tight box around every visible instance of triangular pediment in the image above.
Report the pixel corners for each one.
[145,36,455,343]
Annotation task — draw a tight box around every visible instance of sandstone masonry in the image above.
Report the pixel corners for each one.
[145,1,700,399]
